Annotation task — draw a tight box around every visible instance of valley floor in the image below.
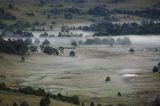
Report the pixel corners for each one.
[0,45,160,105]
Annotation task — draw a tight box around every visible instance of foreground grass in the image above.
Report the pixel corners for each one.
[0,91,77,106]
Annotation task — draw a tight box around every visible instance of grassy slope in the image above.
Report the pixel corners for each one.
[0,54,77,106]
[0,0,159,25]
[0,91,77,106]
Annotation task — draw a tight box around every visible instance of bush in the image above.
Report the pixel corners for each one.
[69,51,75,57]
[24,38,32,45]
[0,82,6,88]
[20,101,29,106]
[97,104,102,106]
[21,56,25,62]
[43,46,59,55]
[40,96,50,106]
[13,102,18,106]
[42,39,50,45]
[29,46,37,52]
[105,76,111,81]
[153,66,159,72]
[90,101,95,106]
[118,92,122,96]
[153,95,160,106]
[129,48,135,53]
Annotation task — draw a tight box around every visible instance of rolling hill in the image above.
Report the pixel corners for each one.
[0,0,160,25]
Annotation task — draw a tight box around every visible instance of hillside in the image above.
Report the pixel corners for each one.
[0,0,160,26]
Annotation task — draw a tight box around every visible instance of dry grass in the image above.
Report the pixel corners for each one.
[0,91,77,106]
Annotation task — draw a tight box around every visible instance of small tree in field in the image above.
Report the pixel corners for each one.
[13,102,18,106]
[69,51,75,57]
[90,101,95,106]
[21,56,25,62]
[40,96,50,106]
[42,39,50,45]
[20,101,29,106]
[153,66,159,72]
[129,48,135,53]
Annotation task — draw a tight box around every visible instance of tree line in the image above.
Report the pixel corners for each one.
[71,21,160,35]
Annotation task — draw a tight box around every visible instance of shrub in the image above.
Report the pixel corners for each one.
[153,95,160,106]
[21,56,25,62]
[97,104,102,106]
[40,97,50,106]
[13,102,18,106]
[43,46,59,55]
[90,101,95,106]
[42,39,50,45]
[24,38,32,45]
[105,76,111,81]
[69,51,76,57]
[35,88,46,96]
[118,92,122,96]
[0,82,6,88]
[20,101,29,106]
[153,66,159,72]
[29,46,37,52]
[129,48,135,53]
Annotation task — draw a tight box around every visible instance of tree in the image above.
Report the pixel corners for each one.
[71,95,80,105]
[24,38,32,45]
[97,104,102,106]
[40,32,48,37]
[13,102,18,106]
[105,76,111,81]
[21,56,25,62]
[158,62,160,67]
[153,66,159,72]
[108,38,115,46]
[90,101,95,106]
[29,46,37,52]
[20,101,29,106]
[122,37,131,45]
[118,92,122,96]
[129,48,135,53]
[71,40,78,48]
[43,46,59,55]
[153,95,160,106]
[102,38,109,44]
[81,102,85,106]
[116,38,122,45]
[40,97,50,106]
[42,39,50,45]
[69,51,76,57]
[35,38,41,44]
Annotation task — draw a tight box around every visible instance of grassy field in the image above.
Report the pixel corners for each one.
[0,45,160,106]
[0,91,77,106]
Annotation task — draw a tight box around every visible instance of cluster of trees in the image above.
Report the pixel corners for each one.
[108,0,126,3]
[82,37,131,45]
[0,82,80,105]
[0,30,34,37]
[0,38,28,55]
[0,20,47,31]
[0,8,16,20]
[112,8,160,19]
[87,6,110,17]
[152,62,160,73]
[75,22,160,35]
[49,7,84,19]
